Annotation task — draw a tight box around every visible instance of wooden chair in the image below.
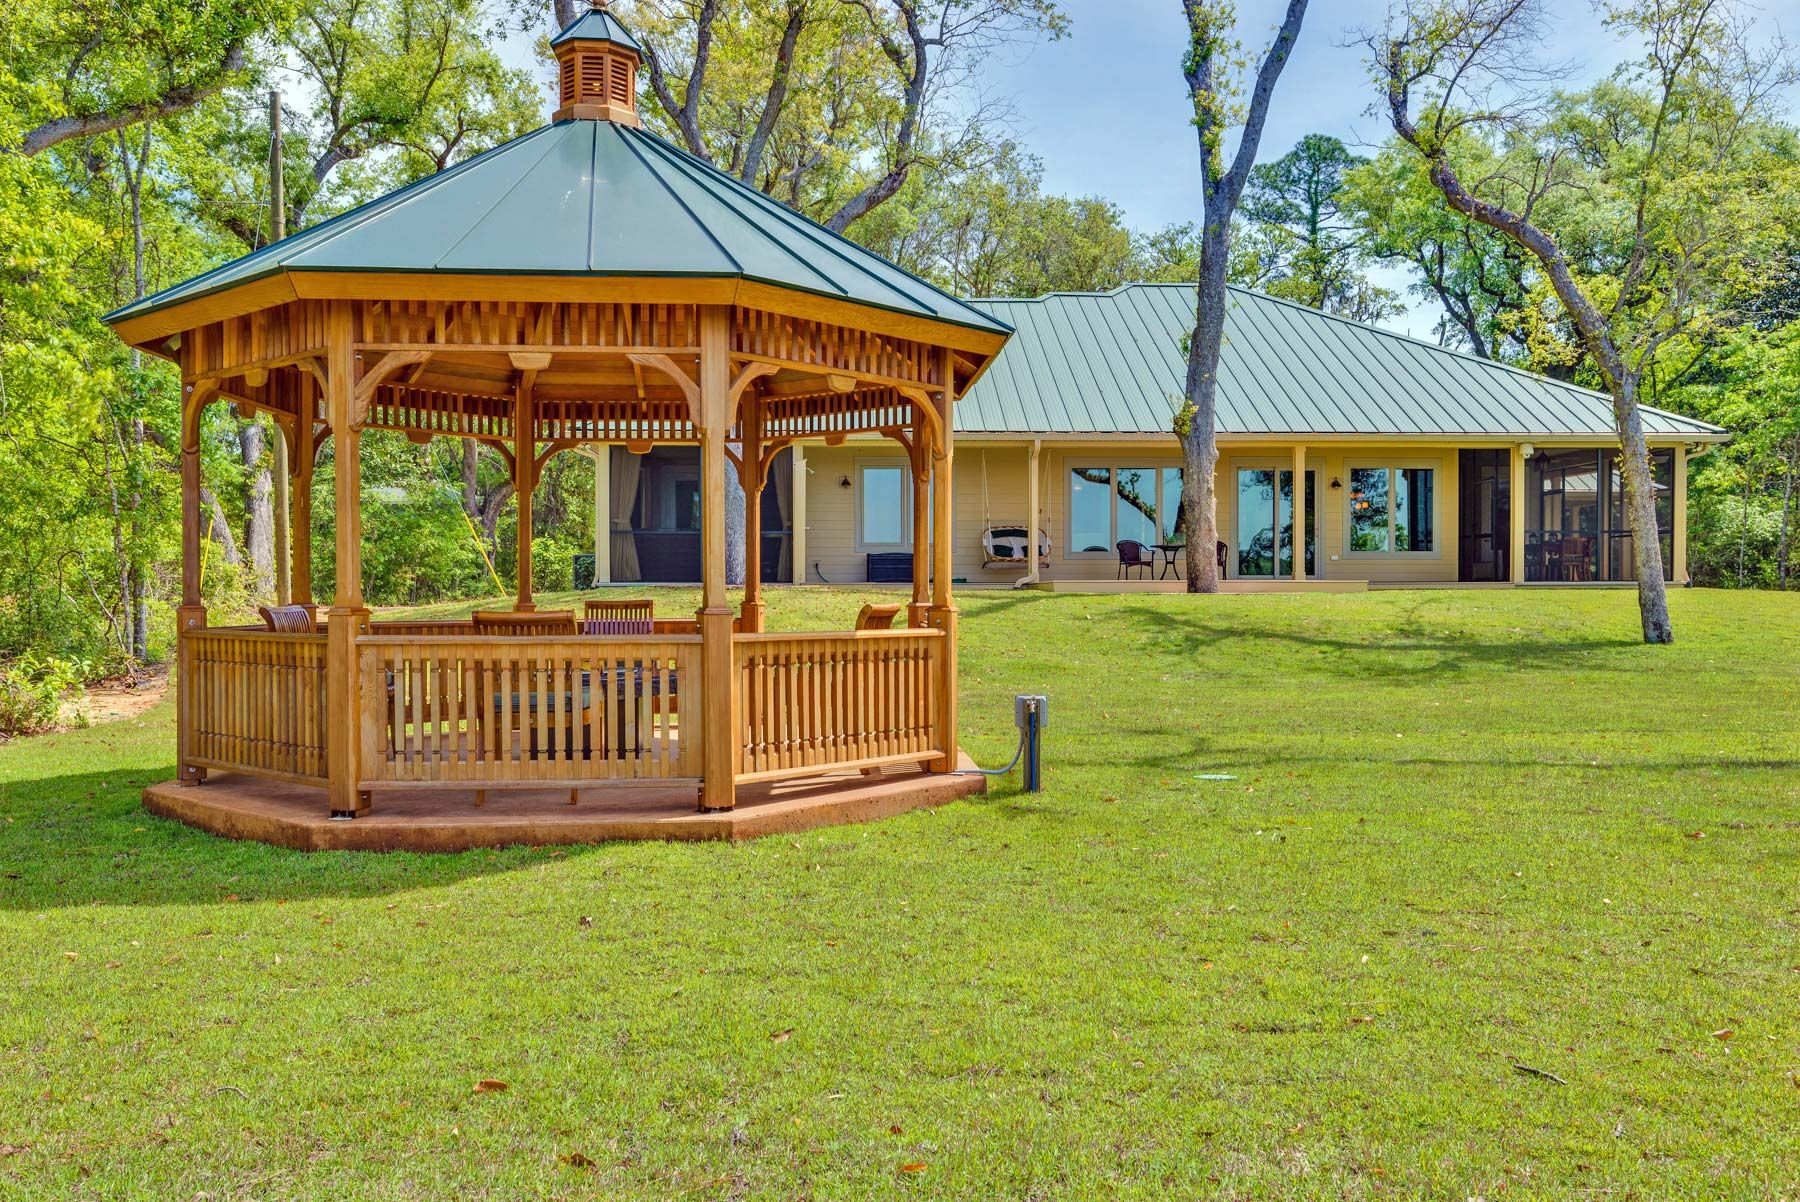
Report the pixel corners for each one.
[470,609,576,637]
[855,603,904,630]
[1116,540,1155,580]
[1562,537,1595,582]
[583,597,655,635]
[258,604,316,633]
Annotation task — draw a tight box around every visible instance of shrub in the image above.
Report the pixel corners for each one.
[0,653,91,737]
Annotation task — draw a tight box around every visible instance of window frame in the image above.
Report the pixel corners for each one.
[1343,460,1442,559]
[853,458,914,553]
[1063,460,1184,559]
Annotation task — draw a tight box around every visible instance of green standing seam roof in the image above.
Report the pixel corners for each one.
[958,284,1727,440]
[550,7,641,52]
[105,121,1009,339]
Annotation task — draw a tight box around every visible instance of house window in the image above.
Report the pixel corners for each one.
[858,463,907,548]
[1067,464,1182,554]
[1348,465,1435,554]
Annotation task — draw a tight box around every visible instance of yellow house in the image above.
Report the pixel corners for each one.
[590,283,1728,593]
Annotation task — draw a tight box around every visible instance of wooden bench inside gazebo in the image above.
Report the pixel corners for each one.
[105,1,1010,851]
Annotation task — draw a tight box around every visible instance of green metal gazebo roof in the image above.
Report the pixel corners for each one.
[106,120,1008,339]
[550,5,641,52]
[959,284,1727,440]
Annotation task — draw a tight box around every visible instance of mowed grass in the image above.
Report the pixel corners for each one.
[2,587,1799,1199]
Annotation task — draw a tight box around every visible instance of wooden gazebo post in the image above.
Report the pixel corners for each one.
[740,394,765,635]
[177,364,217,786]
[324,302,370,818]
[698,305,736,811]
[909,405,931,628]
[928,347,958,772]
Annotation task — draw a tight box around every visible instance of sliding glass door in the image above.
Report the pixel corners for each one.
[1235,467,1316,578]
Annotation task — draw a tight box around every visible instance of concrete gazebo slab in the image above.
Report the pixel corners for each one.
[141,755,986,853]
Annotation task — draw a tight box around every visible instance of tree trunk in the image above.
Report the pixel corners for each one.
[1611,377,1673,641]
[1179,218,1231,593]
[240,418,275,595]
[200,489,242,565]
[462,440,480,517]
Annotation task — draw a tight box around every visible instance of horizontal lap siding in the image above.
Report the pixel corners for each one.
[801,445,1033,584]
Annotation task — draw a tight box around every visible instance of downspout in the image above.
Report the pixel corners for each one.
[1014,438,1041,589]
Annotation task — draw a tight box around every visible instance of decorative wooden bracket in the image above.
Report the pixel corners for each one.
[899,386,946,460]
[827,373,857,394]
[758,437,795,482]
[731,361,779,403]
[880,425,914,459]
[627,353,701,426]
[353,351,433,427]
[477,437,516,477]
[534,439,577,477]
[298,356,329,397]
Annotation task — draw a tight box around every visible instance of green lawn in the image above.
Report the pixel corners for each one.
[3,587,1798,1199]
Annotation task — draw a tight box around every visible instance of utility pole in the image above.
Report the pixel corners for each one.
[270,89,292,604]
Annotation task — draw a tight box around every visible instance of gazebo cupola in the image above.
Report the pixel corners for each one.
[552,0,641,125]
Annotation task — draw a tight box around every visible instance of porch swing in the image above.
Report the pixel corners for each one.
[976,449,1050,569]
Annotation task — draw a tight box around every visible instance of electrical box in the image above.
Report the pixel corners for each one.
[1014,694,1048,730]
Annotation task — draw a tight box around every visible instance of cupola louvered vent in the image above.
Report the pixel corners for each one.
[550,1,641,125]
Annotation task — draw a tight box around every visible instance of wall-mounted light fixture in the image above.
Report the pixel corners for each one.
[1329,476,1343,490]
[839,475,853,489]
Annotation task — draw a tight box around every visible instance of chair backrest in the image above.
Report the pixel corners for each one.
[583,597,655,635]
[855,603,903,630]
[1116,539,1151,565]
[258,604,316,634]
[471,609,575,637]
[584,598,654,622]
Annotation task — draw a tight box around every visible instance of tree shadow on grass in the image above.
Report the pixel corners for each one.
[1111,597,1643,678]
[0,765,613,912]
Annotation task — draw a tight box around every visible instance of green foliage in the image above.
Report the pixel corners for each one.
[1234,133,1400,323]
[0,651,91,736]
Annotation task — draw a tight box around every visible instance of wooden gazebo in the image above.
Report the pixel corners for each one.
[106,2,1010,846]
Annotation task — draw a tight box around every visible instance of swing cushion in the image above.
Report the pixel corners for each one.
[982,526,1050,563]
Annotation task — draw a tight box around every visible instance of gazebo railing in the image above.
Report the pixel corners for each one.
[184,627,330,784]
[733,628,945,783]
[356,634,701,788]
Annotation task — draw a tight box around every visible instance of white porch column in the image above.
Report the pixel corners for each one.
[1292,443,1307,582]
[1027,439,1042,585]
[791,445,808,584]
[1673,445,1689,585]
[1510,444,1528,584]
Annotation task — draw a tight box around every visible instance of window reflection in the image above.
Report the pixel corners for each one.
[1349,467,1390,551]
[859,465,906,546]
[1160,467,1185,543]
[1071,468,1111,552]
[1238,468,1277,575]
[1115,468,1158,546]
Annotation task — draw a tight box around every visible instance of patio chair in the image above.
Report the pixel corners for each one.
[1116,540,1155,580]
[470,609,576,637]
[855,603,904,630]
[583,597,655,634]
[258,604,317,634]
